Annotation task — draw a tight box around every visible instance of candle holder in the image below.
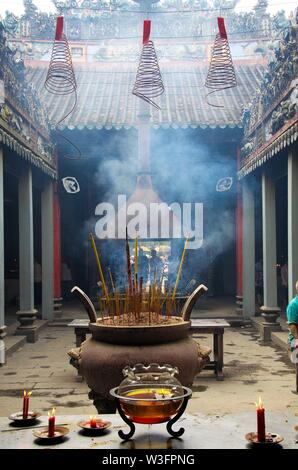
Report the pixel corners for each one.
[33,426,69,442]
[78,419,111,434]
[245,432,284,445]
[9,411,41,426]
[110,363,192,441]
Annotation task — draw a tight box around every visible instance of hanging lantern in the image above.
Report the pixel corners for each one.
[132,20,164,110]
[205,17,237,108]
[45,16,81,159]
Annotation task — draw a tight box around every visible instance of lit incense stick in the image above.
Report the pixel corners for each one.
[89,233,109,301]
[134,235,138,284]
[171,238,189,302]
[108,267,116,292]
[126,227,133,293]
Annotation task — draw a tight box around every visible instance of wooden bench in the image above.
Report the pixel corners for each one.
[190,319,230,381]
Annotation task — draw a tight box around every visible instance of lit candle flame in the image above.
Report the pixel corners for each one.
[48,407,56,417]
[23,390,32,397]
[255,396,264,409]
[90,415,97,427]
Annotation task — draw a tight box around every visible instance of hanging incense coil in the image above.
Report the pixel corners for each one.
[205,17,237,108]
[44,34,77,96]
[44,16,82,159]
[132,40,164,110]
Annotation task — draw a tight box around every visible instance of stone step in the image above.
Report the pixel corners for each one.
[4,334,26,358]
[35,320,48,329]
[4,320,48,356]
[6,322,18,335]
[271,331,289,352]
[48,318,74,327]
[251,316,282,342]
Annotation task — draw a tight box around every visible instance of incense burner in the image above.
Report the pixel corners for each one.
[69,285,208,413]
[110,363,192,440]
[90,315,190,345]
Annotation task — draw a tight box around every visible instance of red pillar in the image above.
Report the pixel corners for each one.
[236,147,243,312]
[53,180,62,316]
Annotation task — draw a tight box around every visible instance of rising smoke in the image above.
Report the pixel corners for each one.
[82,126,237,294]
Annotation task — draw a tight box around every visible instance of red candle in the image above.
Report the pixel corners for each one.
[256,397,266,442]
[90,415,97,428]
[22,391,32,419]
[48,408,56,437]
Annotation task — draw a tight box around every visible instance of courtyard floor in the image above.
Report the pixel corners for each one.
[0,320,297,419]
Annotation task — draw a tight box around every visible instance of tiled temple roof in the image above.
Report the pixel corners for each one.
[27,61,266,130]
[238,23,298,178]
[0,21,56,177]
[238,116,298,179]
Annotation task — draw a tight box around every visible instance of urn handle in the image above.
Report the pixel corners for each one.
[181,284,208,321]
[71,286,97,323]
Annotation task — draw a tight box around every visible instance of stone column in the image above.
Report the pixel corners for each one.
[242,178,255,317]
[0,145,6,364]
[288,149,298,302]
[41,180,54,320]
[236,187,243,315]
[53,182,62,318]
[260,171,280,331]
[16,166,38,342]
[236,149,243,315]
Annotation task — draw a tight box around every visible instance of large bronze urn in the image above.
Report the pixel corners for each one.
[69,285,209,413]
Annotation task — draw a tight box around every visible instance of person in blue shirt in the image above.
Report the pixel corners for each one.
[286,280,298,350]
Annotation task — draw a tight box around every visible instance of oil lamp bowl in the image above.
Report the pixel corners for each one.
[9,411,41,425]
[245,432,284,445]
[78,419,112,432]
[110,363,192,426]
[33,426,69,441]
[110,385,191,424]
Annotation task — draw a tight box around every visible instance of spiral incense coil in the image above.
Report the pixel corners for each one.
[44,33,77,96]
[205,18,237,108]
[132,40,164,110]
[44,16,82,159]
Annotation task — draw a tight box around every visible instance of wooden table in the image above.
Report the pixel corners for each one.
[190,319,230,381]
[68,319,90,347]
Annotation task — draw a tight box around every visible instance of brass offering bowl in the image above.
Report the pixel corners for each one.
[110,385,191,425]
[110,363,192,440]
